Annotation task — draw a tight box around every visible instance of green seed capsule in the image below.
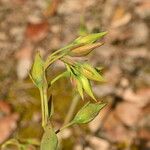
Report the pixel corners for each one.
[30,52,44,88]
[74,32,107,45]
[78,75,96,101]
[77,63,105,82]
[69,42,104,57]
[72,102,107,124]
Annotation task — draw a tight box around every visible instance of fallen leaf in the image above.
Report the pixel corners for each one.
[0,113,19,144]
[115,102,142,126]
[104,112,135,142]
[0,100,11,115]
[123,88,150,107]
[25,21,49,42]
[111,6,131,28]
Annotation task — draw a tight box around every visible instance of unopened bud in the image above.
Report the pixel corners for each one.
[29,52,44,88]
[74,32,107,45]
[69,42,104,57]
[77,63,105,82]
[72,102,107,124]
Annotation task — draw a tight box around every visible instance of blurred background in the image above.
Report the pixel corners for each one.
[0,0,150,149]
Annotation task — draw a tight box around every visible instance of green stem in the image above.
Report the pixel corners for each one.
[44,53,66,70]
[63,93,80,125]
[44,43,83,70]
[50,44,72,57]
[40,85,49,129]
[43,86,49,125]
[55,122,74,134]
[40,89,46,129]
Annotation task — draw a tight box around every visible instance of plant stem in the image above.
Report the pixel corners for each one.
[40,85,49,129]
[55,122,74,134]
[40,89,46,129]
[63,93,80,125]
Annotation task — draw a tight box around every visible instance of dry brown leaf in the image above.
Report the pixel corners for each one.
[123,88,150,107]
[0,100,11,115]
[111,6,131,28]
[115,102,142,126]
[25,21,49,42]
[104,112,135,142]
[0,113,19,144]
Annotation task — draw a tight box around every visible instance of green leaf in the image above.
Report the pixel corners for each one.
[71,102,107,124]
[78,75,96,101]
[30,52,44,88]
[41,124,58,150]
[73,32,107,45]
[77,63,105,82]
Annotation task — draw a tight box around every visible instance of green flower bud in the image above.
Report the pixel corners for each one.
[69,42,104,57]
[78,75,96,101]
[72,102,107,124]
[76,78,84,99]
[77,63,105,82]
[74,32,107,45]
[29,52,44,88]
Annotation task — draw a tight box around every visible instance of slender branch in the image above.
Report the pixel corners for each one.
[39,75,49,129]
[63,93,80,125]
[55,122,74,134]
[40,88,46,129]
